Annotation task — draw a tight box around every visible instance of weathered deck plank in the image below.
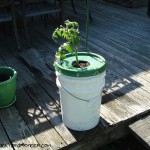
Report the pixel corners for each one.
[0,58,40,150]
[65,4,150,59]
[103,0,148,8]
[30,19,150,115]
[33,17,150,89]
[30,18,150,117]
[93,0,150,32]
[0,118,13,150]
[0,106,39,150]
[23,24,136,122]
[0,35,76,146]
[0,47,67,150]
[129,115,150,150]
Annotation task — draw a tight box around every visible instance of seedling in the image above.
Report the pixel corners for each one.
[52,20,81,67]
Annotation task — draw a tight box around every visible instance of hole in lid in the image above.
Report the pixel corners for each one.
[72,60,90,68]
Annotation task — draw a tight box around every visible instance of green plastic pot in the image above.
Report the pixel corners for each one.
[0,67,17,108]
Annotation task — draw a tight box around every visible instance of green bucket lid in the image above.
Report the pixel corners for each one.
[55,52,107,77]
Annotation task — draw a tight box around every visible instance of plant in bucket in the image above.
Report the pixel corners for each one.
[0,66,17,108]
[52,0,106,131]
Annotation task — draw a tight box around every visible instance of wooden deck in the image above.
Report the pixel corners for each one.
[0,0,150,149]
[129,115,150,150]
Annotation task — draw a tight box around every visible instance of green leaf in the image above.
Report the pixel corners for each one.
[52,20,81,65]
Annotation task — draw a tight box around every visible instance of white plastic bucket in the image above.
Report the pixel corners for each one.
[56,71,106,131]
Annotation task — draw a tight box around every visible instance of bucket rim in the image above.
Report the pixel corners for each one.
[55,52,107,77]
[0,66,17,85]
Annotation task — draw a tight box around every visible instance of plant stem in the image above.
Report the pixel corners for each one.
[85,0,90,52]
[74,46,79,66]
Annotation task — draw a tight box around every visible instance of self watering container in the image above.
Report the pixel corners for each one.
[55,52,106,131]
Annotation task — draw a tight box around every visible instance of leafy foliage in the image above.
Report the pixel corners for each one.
[52,20,81,66]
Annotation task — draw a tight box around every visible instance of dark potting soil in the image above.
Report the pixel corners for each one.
[0,74,11,82]
[98,134,147,150]
[72,61,90,68]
